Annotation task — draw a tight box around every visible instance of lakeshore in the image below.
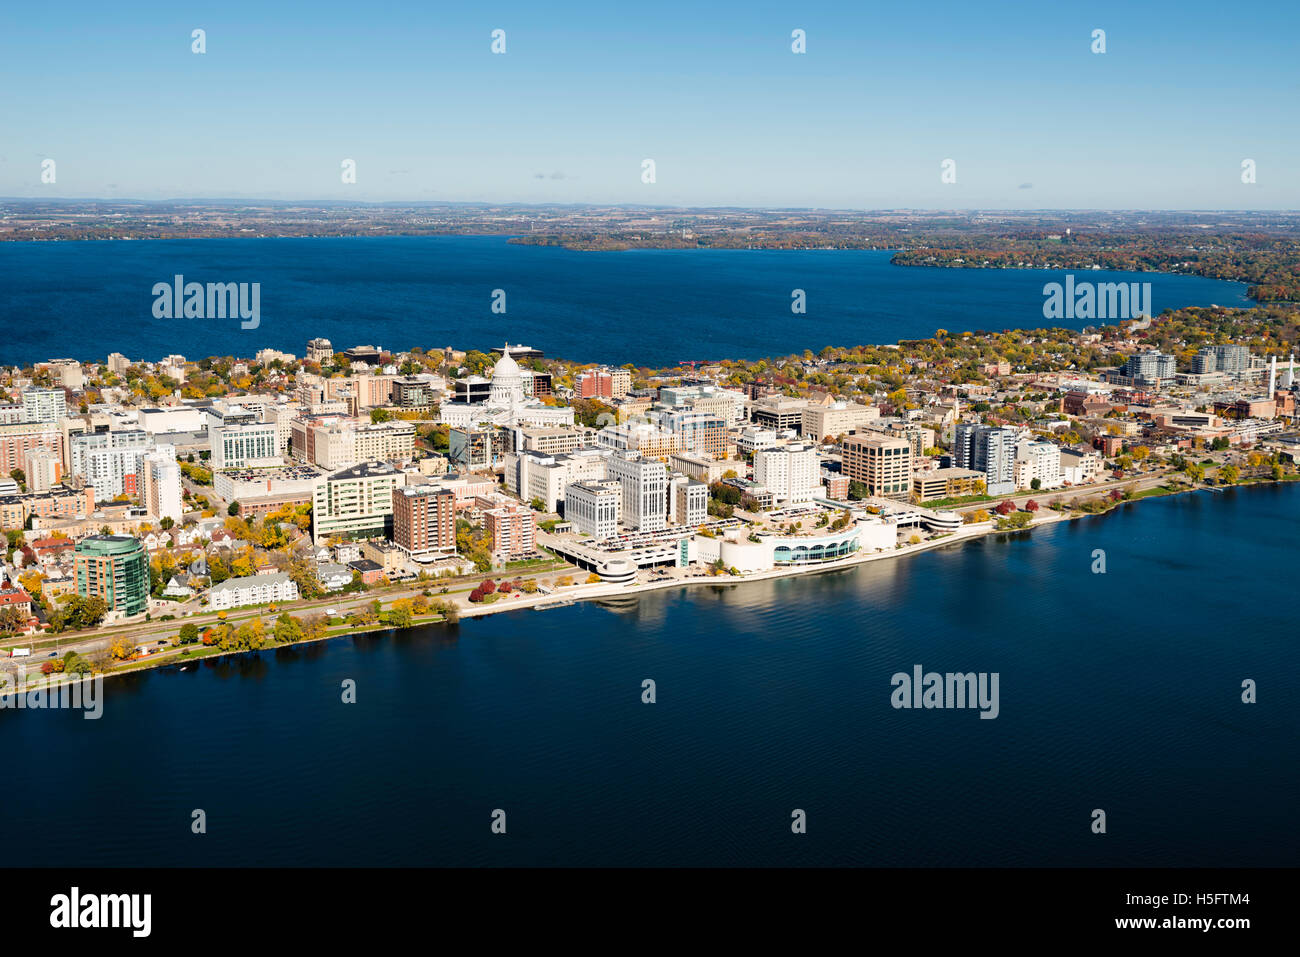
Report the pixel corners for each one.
[14,471,1245,690]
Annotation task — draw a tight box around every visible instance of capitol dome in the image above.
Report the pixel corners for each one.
[489,343,524,407]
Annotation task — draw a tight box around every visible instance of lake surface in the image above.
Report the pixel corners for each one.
[4,483,1295,867]
[0,237,1249,367]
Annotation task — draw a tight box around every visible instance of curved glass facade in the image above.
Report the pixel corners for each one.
[772,531,860,565]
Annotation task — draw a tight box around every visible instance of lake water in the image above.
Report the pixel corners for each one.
[4,483,1295,867]
[0,237,1250,367]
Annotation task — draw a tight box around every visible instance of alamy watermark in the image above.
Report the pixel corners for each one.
[1,671,103,719]
[152,274,260,329]
[1043,274,1150,321]
[890,664,999,719]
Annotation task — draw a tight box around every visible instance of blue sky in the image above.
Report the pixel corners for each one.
[2,0,1297,208]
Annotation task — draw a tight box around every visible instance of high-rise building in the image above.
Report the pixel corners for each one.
[22,446,63,493]
[954,424,1017,496]
[0,422,64,477]
[1192,344,1250,376]
[209,420,280,470]
[608,451,667,532]
[141,446,184,525]
[753,443,819,504]
[75,536,149,618]
[1119,350,1176,384]
[483,501,536,561]
[70,430,150,500]
[21,387,68,424]
[391,485,456,558]
[564,480,622,539]
[312,461,405,544]
[670,475,708,527]
[659,410,727,459]
[841,433,913,500]
[1014,440,1063,491]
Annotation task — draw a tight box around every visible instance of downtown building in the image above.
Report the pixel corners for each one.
[21,387,68,424]
[954,424,1018,496]
[140,445,184,525]
[841,433,913,501]
[70,430,151,500]
[564,480,623,540]
[483,500,536,562]
[608,450,667,532]
[312,461,406,544]
[74,535,149,619]
[0,421,65,477]
[753,443,819,504]
[391,485,457,558]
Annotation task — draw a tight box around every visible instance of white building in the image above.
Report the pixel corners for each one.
[210,421,280,470]
[208,572,300,610]
[22,446,63,493]
[608,451,667,532]
[141,446,184,525]
[1014,440,1063,491]
[70,430,151,500]
[21,388,67,424]
[753,443,819,504]
[564,480,622,540]
[1060,448,1104,486]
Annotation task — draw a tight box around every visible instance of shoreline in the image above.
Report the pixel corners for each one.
[44,478,1258,689]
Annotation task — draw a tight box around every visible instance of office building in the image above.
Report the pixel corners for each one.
[842,433,913,500]
[608,451,667,532]
[565,480,622,540]
[670,475,708,527]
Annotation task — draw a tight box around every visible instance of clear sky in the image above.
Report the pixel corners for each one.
[2,0,1297,208]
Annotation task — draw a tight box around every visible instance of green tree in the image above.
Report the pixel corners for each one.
[178,623,200,644]
[228,501,241,517]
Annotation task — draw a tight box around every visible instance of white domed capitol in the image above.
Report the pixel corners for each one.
[440,342,575,431]
[488,344,525,408]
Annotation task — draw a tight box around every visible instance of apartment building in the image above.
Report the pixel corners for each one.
[483,501,536,562]
[753,443,819,504]
[391,485,457,558]
[312,461,405,544]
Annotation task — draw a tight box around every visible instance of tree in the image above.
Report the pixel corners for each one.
[1220,464,1240,484]
[1030,478,1041,490]
[273,612,304,644]
[178,623,200,644]
[9,468,26,491]
[1025,499,1040,511]
[159,516,175,530]
[370,408,392,424]
[109,637,135,660]
[228,501,241,517]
